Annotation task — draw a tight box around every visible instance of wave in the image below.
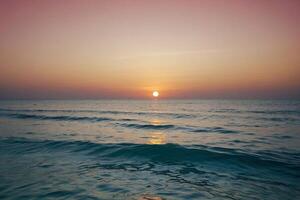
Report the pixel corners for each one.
[192,126,238,134]
[0,113,113,122]
[249,110,300,115]
[0,112,241,134]
[117,122,239,134]
[118,123,175,130]
[0,113,147,123]
[1,137,299,169]
[211,108,300,116]
[0,108,194,118]
[0,112,177,129]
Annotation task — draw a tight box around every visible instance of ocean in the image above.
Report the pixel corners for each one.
[0,100,299,199]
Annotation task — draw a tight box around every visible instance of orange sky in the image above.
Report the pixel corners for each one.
[0,0,300,99]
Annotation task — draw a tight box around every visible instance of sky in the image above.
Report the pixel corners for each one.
[0,0,299,99]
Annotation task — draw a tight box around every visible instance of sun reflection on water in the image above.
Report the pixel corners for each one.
[148,132,166,145]
[150,119,162,125]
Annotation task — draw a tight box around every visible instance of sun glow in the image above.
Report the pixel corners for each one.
[152,91,159,97]
[148,132,166,145]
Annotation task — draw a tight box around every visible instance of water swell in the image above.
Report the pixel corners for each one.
[0,113,112,122]
[211,108,300,115]
[192,126,239,134]
[1,137,298,169]
[118,122,239,134]
[0,112,178,131]
[0,108,194,118]
[118,123,175,130]
[0,112,240,134]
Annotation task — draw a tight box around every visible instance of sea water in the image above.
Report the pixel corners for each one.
[0,100,299,199]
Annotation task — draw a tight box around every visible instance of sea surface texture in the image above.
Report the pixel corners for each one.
[0,100,299,200]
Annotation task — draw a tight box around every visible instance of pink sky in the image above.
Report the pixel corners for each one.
[0,0,299,99]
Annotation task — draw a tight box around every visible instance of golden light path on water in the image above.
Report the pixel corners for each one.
[148,132,166,145]
[147,119,166,145]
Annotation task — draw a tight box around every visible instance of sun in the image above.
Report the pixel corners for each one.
[152,91,159,97]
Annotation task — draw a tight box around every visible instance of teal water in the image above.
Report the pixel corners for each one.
[0,100,299,199]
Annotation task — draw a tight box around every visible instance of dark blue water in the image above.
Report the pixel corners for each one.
[0,100,299,199]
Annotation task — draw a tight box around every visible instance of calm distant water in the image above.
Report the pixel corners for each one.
[0,100,299,199]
